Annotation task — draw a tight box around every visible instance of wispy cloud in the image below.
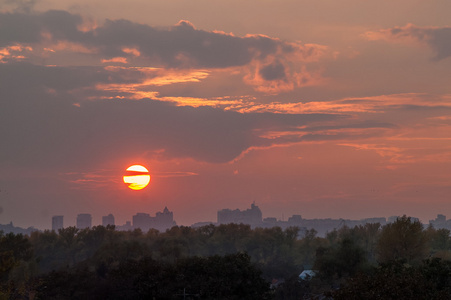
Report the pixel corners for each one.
[364,24,451,60]
[61,169,198,190]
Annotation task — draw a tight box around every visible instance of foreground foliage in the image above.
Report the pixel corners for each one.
[1,216,451,299]
[333,259,451,299]
[35,253,271,300]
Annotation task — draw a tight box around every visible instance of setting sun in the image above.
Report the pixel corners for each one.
[123,165,151,190]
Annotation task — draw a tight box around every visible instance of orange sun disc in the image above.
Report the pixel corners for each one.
[123,165,151,190]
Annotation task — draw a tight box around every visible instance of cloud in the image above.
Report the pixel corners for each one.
[0,10,322,68]
[0,9,328,93]
[2,0,37,13]
[0,44,33,62]
[364,24,451,60]
[93,66,212,102]
[5,62,449,173]
[0,10,85,47]
[101,57,127,64]
[0,62,116,95]
[259,60,286,81]
[234,93,451,115]
[62,169,199,190]
[0,63,344,169]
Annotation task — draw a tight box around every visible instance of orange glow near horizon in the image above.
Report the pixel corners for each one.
[123,165,151,190]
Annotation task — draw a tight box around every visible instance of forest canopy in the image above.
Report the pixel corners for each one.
[1,216,451,299]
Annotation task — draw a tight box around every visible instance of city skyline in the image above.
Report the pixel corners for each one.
[6,202,451,238]
[1,1,451,230]
[34,203,443,232]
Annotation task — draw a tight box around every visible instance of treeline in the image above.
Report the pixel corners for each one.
[1,216,451,299]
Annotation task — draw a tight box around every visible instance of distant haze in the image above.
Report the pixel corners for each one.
[1,0,451,229]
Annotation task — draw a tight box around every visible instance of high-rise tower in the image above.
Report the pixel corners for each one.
[76,213,92,229]
[52,215,64,231]
[102,214,115,227]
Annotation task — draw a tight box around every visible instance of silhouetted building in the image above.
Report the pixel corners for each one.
[76,213,92,229]
[132,207,176,232]
[388,215,419,224]
[429,214,451,230]
[217,203,262,228]
[263,217,277,226]
[191,221,215,228]
[288,215,302,224]
[102,214,115,227]
[214,204,398,236]
[388,216,399,223]
[437,214,446,223]
[133,213,152,232]
[362,217,386,225]
[116,221,133,231]
[52,215,64,231]
[155,207,176,232]
[0,222,37,235]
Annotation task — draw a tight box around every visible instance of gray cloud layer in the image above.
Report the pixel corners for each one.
[416,27,451,60]
[0,62,343,169]
[0,10,401,171]
[371,24,451,61]
[0,10,311,69]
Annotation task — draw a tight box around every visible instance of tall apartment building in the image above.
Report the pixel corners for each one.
[52,215,64,231]
[102,214,115,227]
[133,213,152,232]
[132,207,176,232]
[217,203,263,228]
[76,213,92,229]
[155,207,176,232]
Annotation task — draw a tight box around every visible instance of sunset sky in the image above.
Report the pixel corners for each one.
[1,0,451,229]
